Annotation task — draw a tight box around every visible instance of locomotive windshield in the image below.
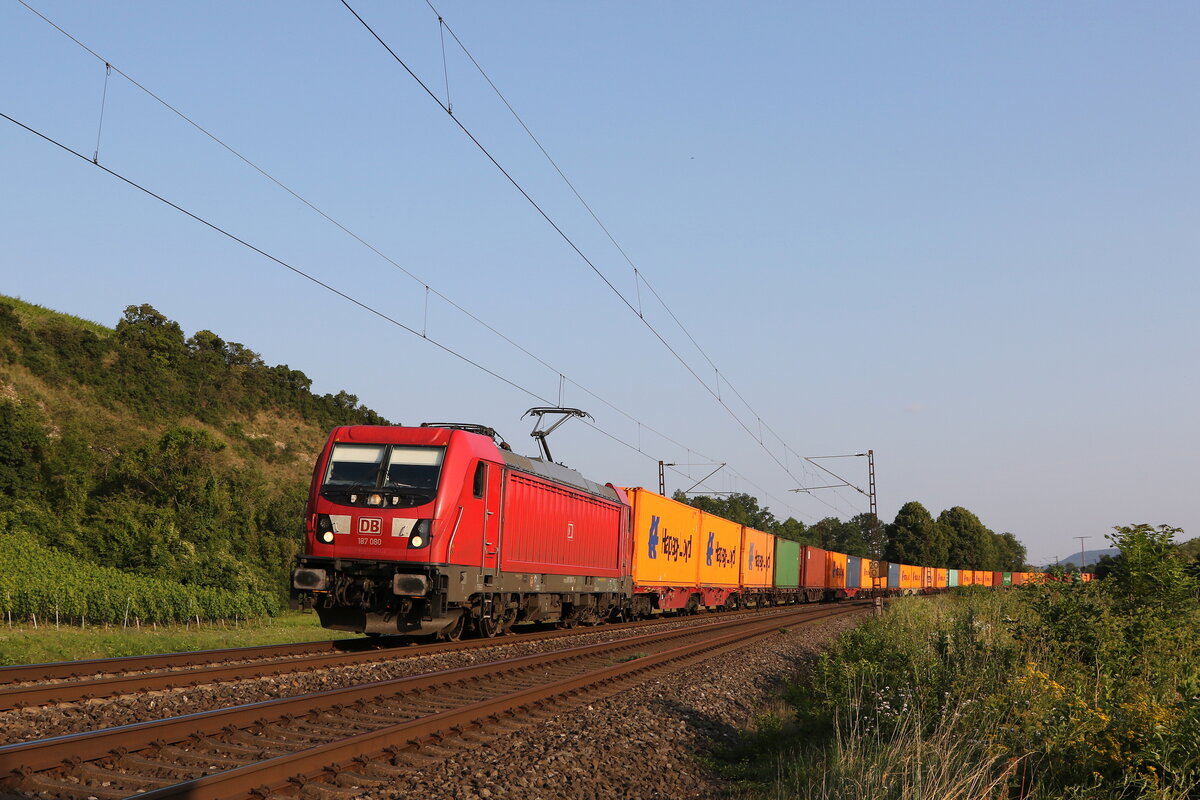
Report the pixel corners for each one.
[321,444,444,507]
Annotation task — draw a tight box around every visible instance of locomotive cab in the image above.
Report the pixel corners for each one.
[291,424,504,636]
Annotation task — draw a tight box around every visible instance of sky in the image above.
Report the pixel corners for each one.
[1,1,1196,566]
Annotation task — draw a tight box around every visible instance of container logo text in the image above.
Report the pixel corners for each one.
[706,531,736,568]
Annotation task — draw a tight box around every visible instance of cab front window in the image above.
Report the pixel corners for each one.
[321,443,445,508]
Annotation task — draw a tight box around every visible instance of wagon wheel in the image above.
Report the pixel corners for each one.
[685,596,700,616]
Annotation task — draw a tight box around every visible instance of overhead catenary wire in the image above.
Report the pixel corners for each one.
[9,1,820,520]
[389,2,870,519]
[0,107,812,520]
[12,1,841,521]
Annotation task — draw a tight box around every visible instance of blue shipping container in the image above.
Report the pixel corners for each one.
[888,562,901,588]
[847,555,862,589]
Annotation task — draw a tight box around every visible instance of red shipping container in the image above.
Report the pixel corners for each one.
[800,546,827,588]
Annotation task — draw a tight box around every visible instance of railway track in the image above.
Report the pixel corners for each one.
[0,604,811,710]
[0,601,868,800]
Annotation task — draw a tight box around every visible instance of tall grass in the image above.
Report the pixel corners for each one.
[720,551,1200,800]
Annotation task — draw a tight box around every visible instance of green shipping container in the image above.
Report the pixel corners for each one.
[1003,572,1013,586]
[774,538,800,588]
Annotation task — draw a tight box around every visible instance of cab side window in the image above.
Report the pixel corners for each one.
[472,461,486,498]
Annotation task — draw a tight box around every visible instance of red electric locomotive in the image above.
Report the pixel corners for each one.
[290,424,631,638]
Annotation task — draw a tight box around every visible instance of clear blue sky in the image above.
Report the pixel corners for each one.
[2,1,1196,565]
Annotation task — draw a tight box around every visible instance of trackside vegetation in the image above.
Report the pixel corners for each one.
[720,524,1200,800]
[0,297,385,623]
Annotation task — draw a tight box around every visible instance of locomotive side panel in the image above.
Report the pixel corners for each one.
[499,471,624,577]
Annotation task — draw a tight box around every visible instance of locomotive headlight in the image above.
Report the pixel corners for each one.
[408,519,432,549]
[367,493,384,507]
[316,514,335,544]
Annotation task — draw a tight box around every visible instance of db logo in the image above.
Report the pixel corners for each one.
[358,517,382,535]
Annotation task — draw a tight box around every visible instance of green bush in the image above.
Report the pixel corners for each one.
[723,525,1200,800]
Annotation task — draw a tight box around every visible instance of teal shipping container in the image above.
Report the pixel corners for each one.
[948,568,960,587]
[774,539,800,588]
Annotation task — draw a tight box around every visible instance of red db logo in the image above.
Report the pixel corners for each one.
[358,518,382,535]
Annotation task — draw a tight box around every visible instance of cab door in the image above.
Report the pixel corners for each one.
[481,462,502,579]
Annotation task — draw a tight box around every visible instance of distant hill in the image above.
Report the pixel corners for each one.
[0,296,386,615]
[1051,548,1118,570]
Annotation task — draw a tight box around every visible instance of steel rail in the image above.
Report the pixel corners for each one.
[138,604,866,800]
[0,602,866,783]
[0,604,810,710]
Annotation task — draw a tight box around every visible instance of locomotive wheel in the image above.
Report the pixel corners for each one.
[438,612,465,642]
[475,614,500,638]
[473,596,502,638]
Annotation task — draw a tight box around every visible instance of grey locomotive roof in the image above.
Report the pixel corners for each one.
[499,451,620,502]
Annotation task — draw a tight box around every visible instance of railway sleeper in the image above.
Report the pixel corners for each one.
[18,772,132,800]
[230,728,312,751]
[328,769,390,788]
[297,779,364,800]
[155,743,250,769]
[117,751,211,779]
[283,719,365,739]
[75,762,178,790]
[312,711,377,732]
[259,722,329,744]
[191,734,278,757]
[332,706,417,725]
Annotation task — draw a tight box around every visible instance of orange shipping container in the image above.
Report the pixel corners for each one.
[960,570,975,587]
[698,512,741,588]
[740,527,774,588]
[922,566,935,588]
[900,563,921,588]
[626,488,700,589]
[826,551,849,589]
[935,568,948,588]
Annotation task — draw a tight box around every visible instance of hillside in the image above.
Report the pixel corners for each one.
[0,296,386,613]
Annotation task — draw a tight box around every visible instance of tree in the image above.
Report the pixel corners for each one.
[993,532,1027,571]
[939,506,992,569]
[675,491,779,532]
[0,400,47,498]
[885,501,946,565]
[115,304,186,367]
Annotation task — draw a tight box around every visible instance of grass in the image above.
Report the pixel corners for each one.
[1,294,111,336]
[715,571,1200,800]
[0,611,357,666]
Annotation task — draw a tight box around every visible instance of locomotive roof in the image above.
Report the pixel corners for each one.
[499,450,620,503]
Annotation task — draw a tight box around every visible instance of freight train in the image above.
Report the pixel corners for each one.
[290,423,1044,638]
